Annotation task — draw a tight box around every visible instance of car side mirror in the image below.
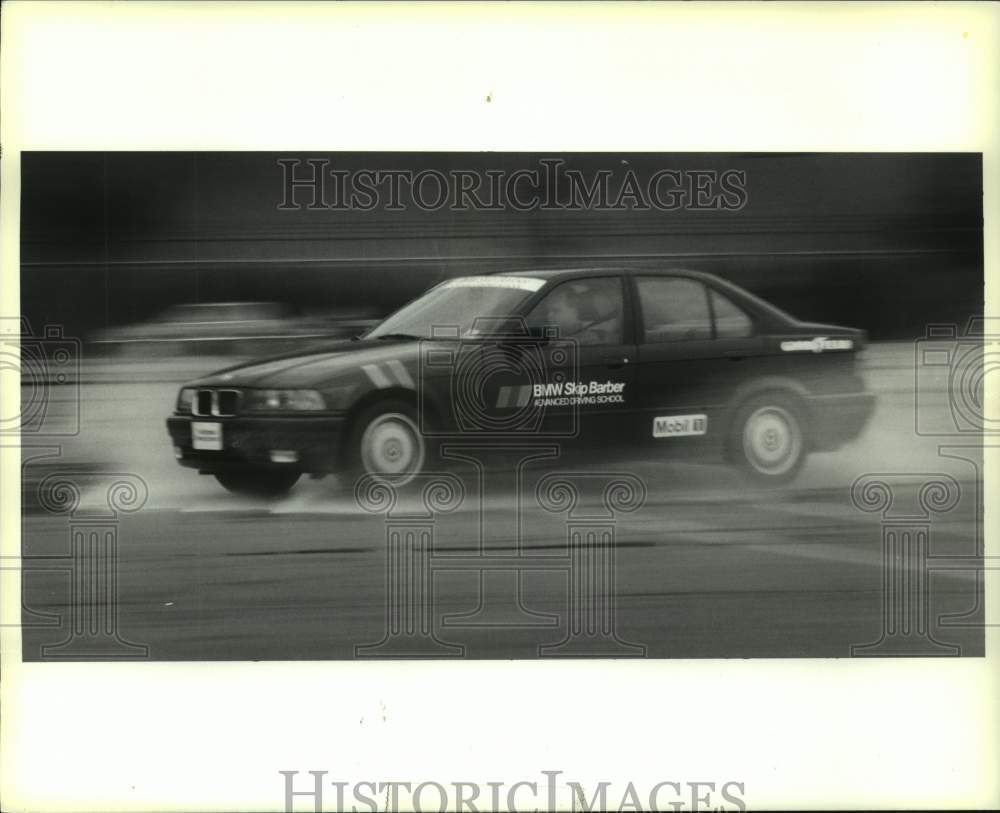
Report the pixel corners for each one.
[525,325,553,344]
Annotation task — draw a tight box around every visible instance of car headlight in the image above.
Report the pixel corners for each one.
[176,387,196,413]
[243,389,327,412]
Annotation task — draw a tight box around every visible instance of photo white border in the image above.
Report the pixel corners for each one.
[2,2,997,810]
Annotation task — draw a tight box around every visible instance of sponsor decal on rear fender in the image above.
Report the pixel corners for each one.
[653,414,707,438]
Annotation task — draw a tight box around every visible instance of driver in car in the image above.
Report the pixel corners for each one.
[540,283,621,345]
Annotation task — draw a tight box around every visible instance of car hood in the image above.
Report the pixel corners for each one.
[186,338,423,388]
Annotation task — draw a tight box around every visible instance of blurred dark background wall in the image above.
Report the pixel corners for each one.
[21,152,982,341]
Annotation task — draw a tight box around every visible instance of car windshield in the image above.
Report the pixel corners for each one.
[366,276,546,339]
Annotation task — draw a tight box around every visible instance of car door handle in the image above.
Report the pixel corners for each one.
[725,350,745,361]
[602,355,630,369]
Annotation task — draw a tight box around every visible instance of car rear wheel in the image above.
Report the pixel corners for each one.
[731,395,806,484]
[350,401,426,487]
[214,470,301,497]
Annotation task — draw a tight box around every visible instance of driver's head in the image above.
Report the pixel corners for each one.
[547,294,578,326]
[546,285,587,332]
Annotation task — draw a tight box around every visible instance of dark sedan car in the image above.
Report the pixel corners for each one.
[166,268,875,495]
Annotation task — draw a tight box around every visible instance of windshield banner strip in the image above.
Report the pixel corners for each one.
[443,276,545,292]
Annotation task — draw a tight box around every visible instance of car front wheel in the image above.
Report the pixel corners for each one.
[350,401,427,487]
[731,395,806,484]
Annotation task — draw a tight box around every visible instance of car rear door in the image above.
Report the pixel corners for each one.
[631,275,763,457]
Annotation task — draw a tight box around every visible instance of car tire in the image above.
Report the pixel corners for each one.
[730,394,807,485]
[347,400,428,488]
[214,470,301,497]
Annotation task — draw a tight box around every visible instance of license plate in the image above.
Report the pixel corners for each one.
[191,421,223,450]
[653,414,707,438]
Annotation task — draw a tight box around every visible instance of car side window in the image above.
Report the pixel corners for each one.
[710,289,754,338]
[526,277,624,346]
[636,277,712,342]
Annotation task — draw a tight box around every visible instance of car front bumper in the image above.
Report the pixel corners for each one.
[166,414,348,473]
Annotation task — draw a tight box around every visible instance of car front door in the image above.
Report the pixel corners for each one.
[523,275,637,448]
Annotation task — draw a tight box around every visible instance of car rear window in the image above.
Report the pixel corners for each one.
[710,289,754,338]
[637,277,712,342]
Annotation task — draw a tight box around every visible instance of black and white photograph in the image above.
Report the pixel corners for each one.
[16,151,987,661]
[2,3,997,813]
